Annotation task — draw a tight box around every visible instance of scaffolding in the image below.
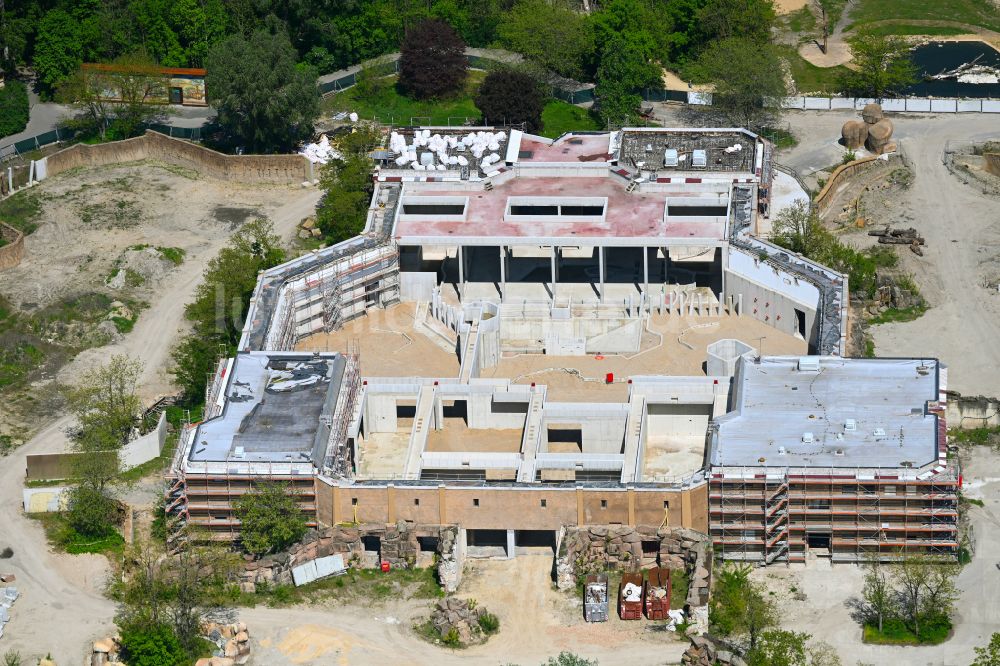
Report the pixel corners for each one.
[710,465,960,564]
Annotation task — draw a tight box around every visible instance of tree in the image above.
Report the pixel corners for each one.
[771,200,825,256]
[206,30,319,153]
[315,125,381,244]
[697,0,776,44]
[839,31,917,100]
[33,9,88,96]
[710,564,779,651]
[58,52,169,140]
[746,630,809,666]
[474,69,545,132]
[234,482,308,555]
[973,633,1000,666]
[860,561,894,634]
[65,485,121,538]
[398,19,467,100]
[0,81,29,139]
[498,0,594,81]
[698,37,786,130]
[595,35,660,127]
[66,354,144,454]
[171,218,285,402]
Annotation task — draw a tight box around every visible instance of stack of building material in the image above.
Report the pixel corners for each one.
[0,584,18,640]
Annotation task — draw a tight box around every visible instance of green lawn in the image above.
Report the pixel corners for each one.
[778,46,851,94]
[847,0,1000,32]
[868,303,928,324]
[863,617,952,645]
[540,100,602,138]
[326,72,603,137]
[325,72,485,126]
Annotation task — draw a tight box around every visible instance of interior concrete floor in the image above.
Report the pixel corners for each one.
[425,420,524,453]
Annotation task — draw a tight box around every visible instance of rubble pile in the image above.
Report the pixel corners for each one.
[0,579,17,640]
[429,597,492,645]
[682,635,747,666]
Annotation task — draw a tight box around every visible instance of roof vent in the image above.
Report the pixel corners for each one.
[873,428,887,440]
[798,356,820,372]
[692,149,707,168]
[802,432,814,443]
[835,449,844,456]
[845,418,857,432]
[778,446,787,455]
[233,446,245,458]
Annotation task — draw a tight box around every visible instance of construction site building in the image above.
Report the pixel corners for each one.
[165,126,956,564]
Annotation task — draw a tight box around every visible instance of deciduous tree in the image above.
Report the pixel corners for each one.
[398,18,467,100]
[234,482,308,555]
[697,0,777,44]
[839,31,917,100]
[206,30,319,153]
[698,37,786,130]
[498,0,593,81]
[474,68,545,131]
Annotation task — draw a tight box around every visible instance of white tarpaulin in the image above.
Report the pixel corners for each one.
[291,554,347,586]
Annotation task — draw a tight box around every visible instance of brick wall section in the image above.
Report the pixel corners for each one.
[43,130,311,185]
[0,222,24,270]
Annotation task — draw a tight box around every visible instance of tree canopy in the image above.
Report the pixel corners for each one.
[234,482,309,555]
[840,31,918,100]
[398,18,467,100]
[474,69,545,132]
[698,37,786,130]
[206,30,319,153]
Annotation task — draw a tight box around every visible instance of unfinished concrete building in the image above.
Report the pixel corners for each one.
[166,126,956,565]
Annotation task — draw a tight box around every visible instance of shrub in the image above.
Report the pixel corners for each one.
[65,485,119,538]
[118,621,187,666]
[478,611,500,635]
[441,626,461,646]
[0,547,13,558]
[0,81,29,139]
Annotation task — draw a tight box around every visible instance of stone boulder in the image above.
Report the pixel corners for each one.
[841,120,868,150]
[865,118,894,154]
[861,102,884,125]
[429,597,494,646]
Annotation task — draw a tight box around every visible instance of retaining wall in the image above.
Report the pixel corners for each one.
[813,155,881,216]
[947,392,1000,430]
[41,130,311,185]
[987,153,1000,177]
[0,222,24,270]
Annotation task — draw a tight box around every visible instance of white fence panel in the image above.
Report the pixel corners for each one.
[880,99,907,112]
[781,96,805,109]
[830,98,855,110]
[687,92,712,105]
[930,99,957,113]
[803,97,831,110]
[957,100,983,112]
[906,98,931,112]
[853,98,877,110]
[983,100,1000,113]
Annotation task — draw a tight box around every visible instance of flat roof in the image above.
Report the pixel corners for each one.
[189,351,345,464]
[393,176,729,245]
[711,357,940,469]
[517,134,613,163]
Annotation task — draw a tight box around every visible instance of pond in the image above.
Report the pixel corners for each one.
[905,40,1000,98]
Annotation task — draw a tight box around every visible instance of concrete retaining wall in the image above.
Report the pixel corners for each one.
[947,393,1000,430]
[986,153,1000,178]
[0,222,24,271]
[813,155,880,216]
[42,130,311,185]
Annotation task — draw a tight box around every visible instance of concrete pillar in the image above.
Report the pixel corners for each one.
[332,485,342,525]
[506,529,516,559]
[598,246,605,303]
[457,245,465,300]
[434,392,444,431]
[499,245,506,301]
[550,245,558,300]
[438,485,448,524]
[642,248,649,309]
[387,484,396,523]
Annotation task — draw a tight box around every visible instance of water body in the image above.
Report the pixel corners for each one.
[905,40,1000,98]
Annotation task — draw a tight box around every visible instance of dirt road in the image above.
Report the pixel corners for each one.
[249,553,688,666]
[0,181,320,664]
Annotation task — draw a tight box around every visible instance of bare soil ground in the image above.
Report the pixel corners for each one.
[0,162,305,444]
[248,553,689,665]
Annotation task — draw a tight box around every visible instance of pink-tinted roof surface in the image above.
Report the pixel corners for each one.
[517,134,612,163]
[394,176,727,243]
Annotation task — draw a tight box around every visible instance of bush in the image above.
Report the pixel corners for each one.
[65,485,120,538]
[441,626,461,646]
[233,482,308,555]
[474,69,545,132]
[0,81,29,138]
[478,611,500,635]
[0,547,12,559]
[118,621,187,666]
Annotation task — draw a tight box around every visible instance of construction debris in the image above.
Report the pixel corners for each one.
[429,597,494,645]
[868,226,926,246]
[584,574,609,622]
[0,585,18,641]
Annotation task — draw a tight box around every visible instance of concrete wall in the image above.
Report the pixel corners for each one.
[315,481,709,533]
[501,314,643,354]
[947,393,1000,429]
[22,486,69,513]
[25,413,167,480]
[42,130,311,185]
[724,247,819,347]
[0,222,24,271]
[814,155,880,217]
[400,271,437,301]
